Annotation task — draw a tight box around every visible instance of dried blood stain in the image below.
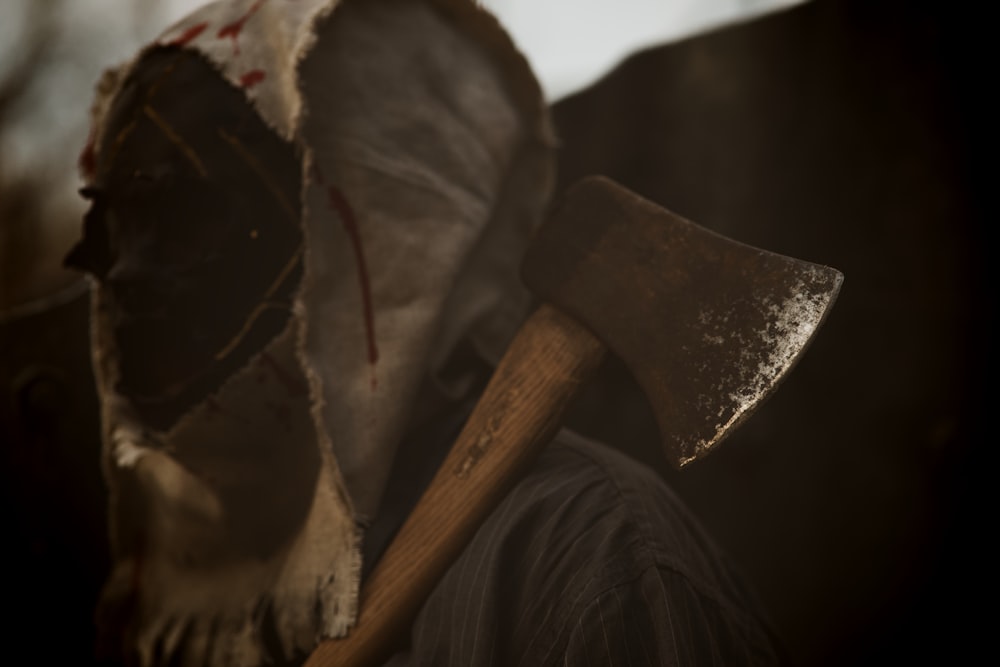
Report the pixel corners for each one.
[326,185,380,377]
[167,22,209,47]
[239,69,266,89]
[310,165,380,389]
[217,0,264,54]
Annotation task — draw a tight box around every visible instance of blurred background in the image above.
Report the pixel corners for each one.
[1,0,990,664]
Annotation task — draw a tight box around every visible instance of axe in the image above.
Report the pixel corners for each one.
[306,176,843,666]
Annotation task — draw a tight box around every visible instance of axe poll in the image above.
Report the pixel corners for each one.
[306,176,843,666]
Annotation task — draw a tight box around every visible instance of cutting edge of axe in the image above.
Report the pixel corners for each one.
[305,175,843,667]
[523,175,844,466]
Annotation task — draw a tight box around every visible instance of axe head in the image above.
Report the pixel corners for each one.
[522,176,843,467]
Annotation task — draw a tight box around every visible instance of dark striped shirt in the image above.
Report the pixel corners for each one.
[376,430,788,666]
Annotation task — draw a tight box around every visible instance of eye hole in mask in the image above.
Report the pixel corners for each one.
[66,47,305,430]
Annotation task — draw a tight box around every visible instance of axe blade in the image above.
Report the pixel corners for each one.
[522,176,843,467]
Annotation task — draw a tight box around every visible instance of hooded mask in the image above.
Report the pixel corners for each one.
[71,0,554,664]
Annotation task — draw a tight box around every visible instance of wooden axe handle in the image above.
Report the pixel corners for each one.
[305,304,606,667]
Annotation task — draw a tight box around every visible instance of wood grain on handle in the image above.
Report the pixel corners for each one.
[305,304,607,667]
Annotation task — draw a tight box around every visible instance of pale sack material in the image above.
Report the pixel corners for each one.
[84,0,554,664]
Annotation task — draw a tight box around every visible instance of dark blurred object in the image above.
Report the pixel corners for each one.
[558,0,989,664]
[0,285,109,664]
[1,4,108,661]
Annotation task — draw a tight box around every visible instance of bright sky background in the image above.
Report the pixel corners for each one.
[481,0,805,100]
[153,0,805,100]
[0,0,805,200]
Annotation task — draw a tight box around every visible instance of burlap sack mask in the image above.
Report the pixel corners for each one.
[71,0,554,663]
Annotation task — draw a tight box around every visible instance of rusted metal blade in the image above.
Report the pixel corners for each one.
[522,176,843,467]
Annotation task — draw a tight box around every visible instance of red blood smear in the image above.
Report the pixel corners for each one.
[167,22,208,47]
[325,185,380,373]
[218,0,264,52]
[310,165,380,387]
[260,352,309,397]
[239,69,267,89]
